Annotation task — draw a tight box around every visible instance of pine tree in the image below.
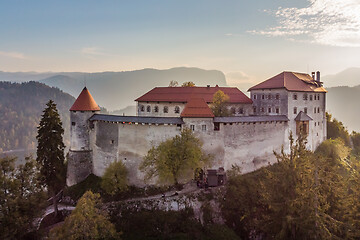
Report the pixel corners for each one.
[36,100,66,216]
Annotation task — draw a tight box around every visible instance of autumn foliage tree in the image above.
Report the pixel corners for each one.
[211,90,231,117]
[36,100,66,216]
[140,128,209,185]
[181,81,195,87]
[50,191,120,240]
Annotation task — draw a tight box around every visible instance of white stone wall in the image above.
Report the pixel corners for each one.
[70,111,97,151]
[91,121,182,186]
[250,89,289,116]
[89,118,289,185]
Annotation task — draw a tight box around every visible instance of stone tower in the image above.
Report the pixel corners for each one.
[67,87,100,186]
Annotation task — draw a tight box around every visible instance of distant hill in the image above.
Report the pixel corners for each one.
[0,81,75,152]
[323,68,360,88]
[110,105,136,116]
[37,67,226,111]
[327,85,360,133]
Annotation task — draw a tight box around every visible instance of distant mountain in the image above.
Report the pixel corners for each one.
[327,85,360,132]
[0,81,75,152]
[37,67,226,111]
[0,71,56,82]
[323,68,360,88]
[110,105,136,116]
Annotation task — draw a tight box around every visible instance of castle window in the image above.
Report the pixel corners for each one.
[304,107,308,114]
[239,108,244,114]
[154,106,159,112]
[190,124,195,131]
[111,140,114,144]
[253,94,257,99]
[310,95,313,101]
[275,94,280,100]
[163,106,168,113]
[303,93,308,100]
[276,108,279,114]
[260,107,264,113]
[202,125,207,131]
[140,105,145,112]
[268,107,271,113]
[253,107,257,114]
[175,106,180,113]
[315,122,317,126]
[317,107,320,113]
[214,122,220,131]
[262,94,265,100]
[231,107,236,114]
[81,111,84,113]
[293,94,297,100]
[294,107,297,114]
[72,122,76,126]
[268,94,272,99]
[146,106,151,112]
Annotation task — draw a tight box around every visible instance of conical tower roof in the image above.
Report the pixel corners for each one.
[70,87,100,111]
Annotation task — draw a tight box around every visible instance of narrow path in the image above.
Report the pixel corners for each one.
[34,204,75,229]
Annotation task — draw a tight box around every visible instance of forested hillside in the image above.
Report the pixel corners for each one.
[0,81,75,152]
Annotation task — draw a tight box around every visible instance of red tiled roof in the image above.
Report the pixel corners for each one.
[70,87,100,111]
[180,98,214,118]
[135,86,252,104]
[248,72,327,92]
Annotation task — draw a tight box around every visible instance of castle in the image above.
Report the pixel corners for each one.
[67,71,327,186]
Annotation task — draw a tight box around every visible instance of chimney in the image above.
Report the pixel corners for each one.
[311,72,315,80]
[316,71,320,82]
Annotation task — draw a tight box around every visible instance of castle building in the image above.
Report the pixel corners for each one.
[67,71,327,186]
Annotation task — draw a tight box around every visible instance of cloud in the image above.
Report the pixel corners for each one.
[0,51,27,59]
[226,71,257,90]
[226,71,250,81]
[81,47,106,56]
[250,0,360,47]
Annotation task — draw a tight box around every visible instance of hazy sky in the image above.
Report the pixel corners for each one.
[1,0,360,87]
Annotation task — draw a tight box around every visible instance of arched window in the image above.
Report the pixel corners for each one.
[164,106,168,113]
[154,106,159,113]
[174,106,180,113]
[275,94,280,100]
[147,105,151,112]
[140,105,145,112]
[268,94,272,99]
[238,108,244,114]
[231,107,236,114]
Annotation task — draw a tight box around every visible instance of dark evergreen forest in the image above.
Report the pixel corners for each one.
[0,81,75,152]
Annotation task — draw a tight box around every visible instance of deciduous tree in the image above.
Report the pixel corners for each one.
[36,100,66,216]
[140,128,209,185]
[101,161,128,196]
[50,191,120,240]
[181,81,195,87]
[168,80,179,87]
[211,90,231,117]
